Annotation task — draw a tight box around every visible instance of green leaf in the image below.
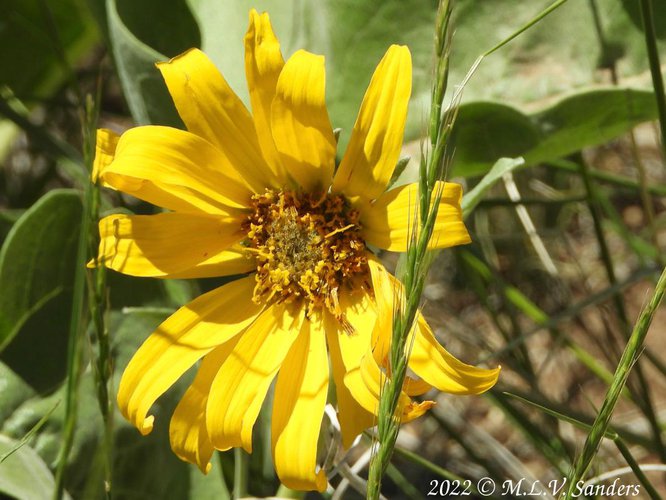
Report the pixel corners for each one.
[2,376,102,497]
[0,190,82,390]
[451,89,659,177]
[1,308,230,498]
[620,0,666,38]
[0,0,98,100]
[525,89,659,164]
[0,434,69,500]
[0,209,24,247]
[450,103,538,178]
[105,0,436,148]
[104,0,666,149]
[461,157,525,218]
[105,0,188,126]
[110,308,230,499]
[0,362,35,425]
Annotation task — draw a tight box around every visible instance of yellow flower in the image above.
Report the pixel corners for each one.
[93,9,500,492]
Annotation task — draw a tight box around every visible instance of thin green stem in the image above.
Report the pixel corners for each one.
[505,392,661,499]
[575,157,666,463]
[614,439,663,500]
[575,159,630,327]
[628,129,662,266]
[565,266,666,498]
[453,0,571,97]
[484,0,570,56]
[366,0,575,496]
[588,0,619,83]
[392,446,473,486]
[84,84,113,497]
[639,0,666,161]
[386,464,423,500]
[550,159,666,196]
[591,0,662,264]
[234,448,249,498]
[53,158,90,500]
[366,2,453,496]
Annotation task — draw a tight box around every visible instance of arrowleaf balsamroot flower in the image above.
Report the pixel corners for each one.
[93,9,500,492]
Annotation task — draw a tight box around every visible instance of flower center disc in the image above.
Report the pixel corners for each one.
[243,189,368,317]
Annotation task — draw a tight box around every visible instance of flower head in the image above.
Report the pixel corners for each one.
[94,9,500,492]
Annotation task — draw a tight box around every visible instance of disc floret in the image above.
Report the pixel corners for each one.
[244,189,368,318]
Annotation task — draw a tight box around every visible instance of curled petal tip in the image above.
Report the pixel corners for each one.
[140,416,155,435]
[315,470,328,492]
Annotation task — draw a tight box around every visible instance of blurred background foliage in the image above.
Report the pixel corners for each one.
[1,0,665,498]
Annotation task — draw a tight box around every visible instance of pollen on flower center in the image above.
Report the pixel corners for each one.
[243,189,368,318]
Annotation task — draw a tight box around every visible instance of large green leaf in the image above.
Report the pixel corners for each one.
[104,0,188,126]
[0,209,23,247]
[0,435,67,500]
[0,190,82,390]
[451,88,659,177]
[1,309,229,499]
[0,362,35,424]
[621,0,666,38]
[450,103,540,178]
[0,0,98,100]
[103,0,435,145]
[109,308,230,499]
[105,0,665,143]
[526,88,660,165]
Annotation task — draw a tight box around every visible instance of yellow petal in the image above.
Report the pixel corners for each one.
[368,257,500,395]
[361,181,472,252]
[272,311,328,492]
[366,257,397,364]
[169,340,240,474]
[157,48,275,191]
[100,126,252,214]
[271,50,336,191]
[97,212,252,278]
[343,348,434,422]
[329,290,376,381]
[324,311,375,449]
[166,245,256,280]
[206,303,303,452]
[324,291,377,448]
[244,9,286,180]
[92,128,119,183]
[117,276,261,434]
[404,376,432,397]
[332,45,412,200]
[411,316,501,395]
[333,275,433,422]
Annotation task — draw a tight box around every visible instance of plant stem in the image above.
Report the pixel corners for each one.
[565,266,666,499]
[575,157,666,463]
[505,392,661,499]
[366,2,453,497]
[53,143,90,500]
[85,85,113,497]
[614,439,662,500]
[550,159,666,196]
[638,0,666,161]
[234,448,249,498]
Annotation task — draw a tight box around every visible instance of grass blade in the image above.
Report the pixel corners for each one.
[565,266,666,499]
